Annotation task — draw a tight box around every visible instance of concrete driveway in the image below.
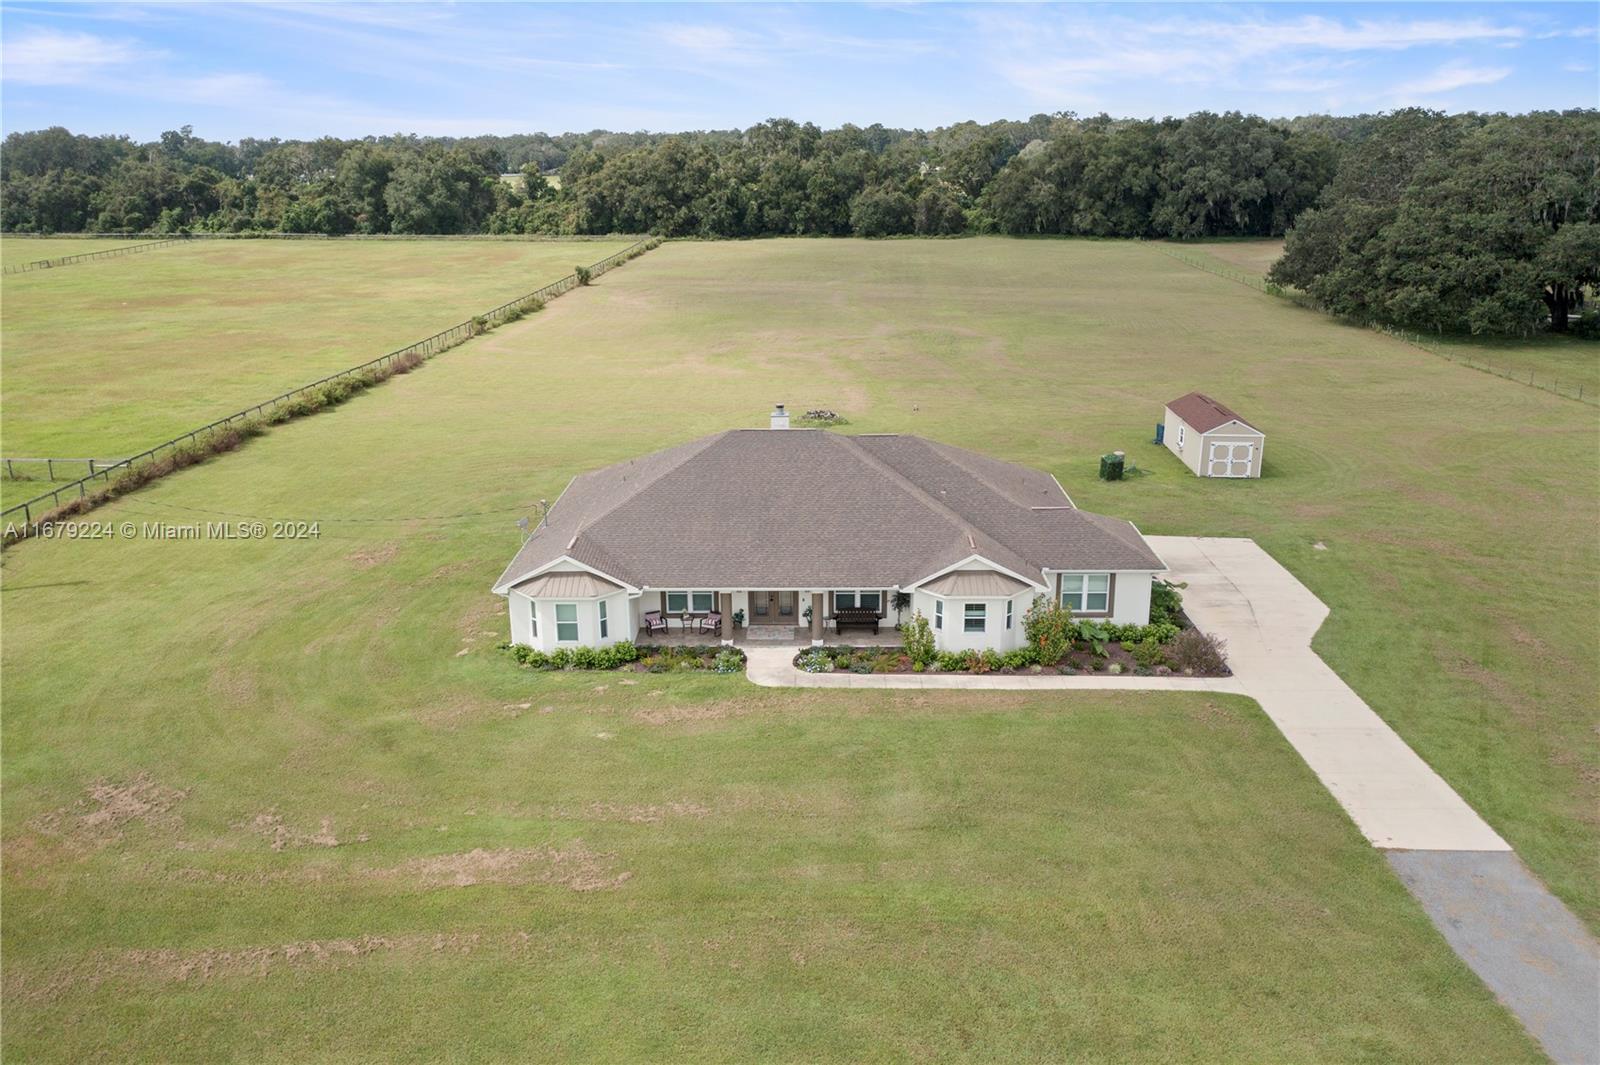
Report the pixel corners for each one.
[1147,536,1507,853]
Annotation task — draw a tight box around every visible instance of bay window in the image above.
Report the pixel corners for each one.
[964,603,986,632]
[555,603,579,642]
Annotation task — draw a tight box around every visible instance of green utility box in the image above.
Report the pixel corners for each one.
[1099,451,1125,481]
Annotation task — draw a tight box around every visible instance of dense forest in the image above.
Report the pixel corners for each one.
[2,109,1595,336]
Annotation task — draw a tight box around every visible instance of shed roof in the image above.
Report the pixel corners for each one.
[493,430,1164,593]
[919,569,1032,597]
[1166,392,1259,434]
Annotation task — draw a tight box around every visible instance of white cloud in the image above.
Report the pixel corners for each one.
[1,28,157,85]
[1390,61,1512,98]
[969,9,1535,110]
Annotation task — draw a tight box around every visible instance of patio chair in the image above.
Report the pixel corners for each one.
[696,611,722,635]
[641,611,669,637]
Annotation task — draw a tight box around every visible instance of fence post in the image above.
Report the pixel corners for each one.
[46,459,53,480]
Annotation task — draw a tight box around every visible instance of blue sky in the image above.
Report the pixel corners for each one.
[2,2,1595,141]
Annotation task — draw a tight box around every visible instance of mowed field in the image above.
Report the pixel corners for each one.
[4,237,1593,1060]
[1189,237,1600,397]
[0,236,156,267]
[0,237,635,458]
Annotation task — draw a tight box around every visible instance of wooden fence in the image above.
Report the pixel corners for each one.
[2,237,661,532]
[1153,245,1597,407]
[1,239,187,275]
[2,457,130,481]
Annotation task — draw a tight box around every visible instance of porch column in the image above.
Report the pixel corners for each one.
[811,592,824,646]
[720,592,733,646]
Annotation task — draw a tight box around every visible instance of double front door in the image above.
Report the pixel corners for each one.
[750,590,798,623]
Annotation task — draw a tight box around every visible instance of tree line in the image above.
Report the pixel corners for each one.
[2,109,1593,336]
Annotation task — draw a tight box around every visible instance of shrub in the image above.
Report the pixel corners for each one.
[713,648,744,674]
[1106,662,1123,675]
[548,647,574,670]
[1023,594,1074,665]
[796,648,835,673]
[1167,629,1228,674]
[935,650,966,672]
[978,649,1003,673]
[1132,637,1166,669]
[575,264,592,285]
[1150,579,1185,626]
[1000,648,1035,670]
[901,611,935,666]
[911,661,925,673]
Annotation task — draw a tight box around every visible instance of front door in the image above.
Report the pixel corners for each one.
[750,591,799,623]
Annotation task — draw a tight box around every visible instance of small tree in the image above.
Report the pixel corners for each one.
[901,611,935,667]
[891,590,912,627]
[574,264,592,285]
[1023,594,1074,666]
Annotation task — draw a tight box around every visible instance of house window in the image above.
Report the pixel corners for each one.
[1060,574,1111,614]
[666,590,715,613]
[555,603,579,642]
[934,601,944,630]
[530,601,539,638]
[835,590,882,613]
[1006,600,1013,630]
[598,600,608,639]
[964,603,986,632]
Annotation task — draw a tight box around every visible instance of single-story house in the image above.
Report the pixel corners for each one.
[1161,392,1264,478]
[492,408,1167,652]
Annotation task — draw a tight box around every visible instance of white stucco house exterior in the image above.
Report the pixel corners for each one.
[1162,392,1265,478]
[492,408,1167,653]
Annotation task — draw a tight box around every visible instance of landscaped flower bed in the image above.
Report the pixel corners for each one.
[499,640,746,674]
[794,624,1228,677]
[795,590,1230,677]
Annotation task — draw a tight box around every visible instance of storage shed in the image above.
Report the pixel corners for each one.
[1161,392,1264,478]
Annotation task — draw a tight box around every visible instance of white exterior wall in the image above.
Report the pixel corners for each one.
[1198,429,1265,478]
[1041,570,1157,625]
[506,586,630,651]
[1163,408,1203,476]
[910,588,1034,652]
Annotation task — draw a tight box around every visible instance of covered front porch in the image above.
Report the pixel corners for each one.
[638,588,902,647]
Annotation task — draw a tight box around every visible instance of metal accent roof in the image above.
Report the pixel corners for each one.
[919,569,1032,597]
[510,571,623,598]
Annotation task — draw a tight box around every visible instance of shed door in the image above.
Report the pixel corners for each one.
[1206,441,1254,477]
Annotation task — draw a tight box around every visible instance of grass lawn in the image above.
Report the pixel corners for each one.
[1,672,1539,1062]
[1185,237,1600,398]
[0,236,155,267]
[2,236,1592,1057]
[0,237,634,457]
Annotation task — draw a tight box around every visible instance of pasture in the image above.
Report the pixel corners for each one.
[0,236,153,267]
[2,236,1593,1059]
[0,237,635,458]
[1189,237,1600,397]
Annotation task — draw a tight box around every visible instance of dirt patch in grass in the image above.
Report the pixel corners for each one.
[346,542,399,569]
[240,809,366,851]
[632,699,764,726]
[372,841,631,891]
[3,930,541,1005]
[550,800,713,824]
[414,696,522,729]
[25,773,188,854]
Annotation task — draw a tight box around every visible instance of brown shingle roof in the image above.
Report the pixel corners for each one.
[1166,392,1258,434]
[493,431,1164,593]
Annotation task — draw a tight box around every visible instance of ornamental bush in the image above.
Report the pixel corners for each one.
[901,611,936,667]
[1023,594,1074,665]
